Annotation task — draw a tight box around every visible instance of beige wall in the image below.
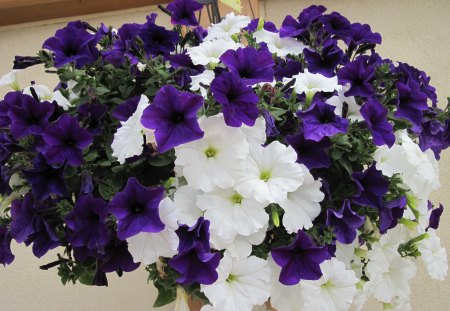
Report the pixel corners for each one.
[0,1,449,310]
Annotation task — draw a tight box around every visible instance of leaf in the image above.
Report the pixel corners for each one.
[153,283,177,307]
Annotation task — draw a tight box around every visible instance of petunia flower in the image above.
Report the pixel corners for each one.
[204,12,251,41]
[65,195,110,251]
[378,196,406,234]
[201,251,271,311]
[351,164,388,209]
[166,0,203,26]
[279,5,326,39]
[187,38,241,66]
[141,85,204,153]
[303,40,344,77]
[418,229,448,281]
[220,47,274,85]
[271,230,330,285]
[394,80,428,126]
[138,18,179,57]
[210,72,259,127]
[108,177,165,240]
[326,200,365,244]
[0,70,21,91]
[297,101,349,141]
[253,29,306,57]
[22,153,67,201]
[39,114,93,167]
[337,55,375,97]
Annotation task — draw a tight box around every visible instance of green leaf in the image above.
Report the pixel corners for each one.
[153,284,177,307]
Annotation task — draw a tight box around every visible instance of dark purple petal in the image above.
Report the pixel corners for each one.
[337,55,375,98]
[378,196,406,234]
[112,96,140,121]
[394,81,428,126]
[352,164,388,209]
[360,98,395,147]
[304,40,344,77]
[428,203,444,231]
[326,200,365,244]
[166,0,203,26]
[0,226,14,266]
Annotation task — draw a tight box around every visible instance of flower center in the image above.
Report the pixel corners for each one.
[131,202,145,214]
[204,146,217,158]
[226,274,237,283]
[260,170,271,182]
[230,193,243,205]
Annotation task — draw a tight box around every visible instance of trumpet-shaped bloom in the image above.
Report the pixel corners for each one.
[253,30,306,57]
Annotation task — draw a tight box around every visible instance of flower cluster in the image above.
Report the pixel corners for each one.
[0,1,448,310]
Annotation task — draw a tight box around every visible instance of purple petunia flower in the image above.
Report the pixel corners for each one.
[141,85,204,153]
[273,59,303,81]
[337,55,376,98]
[352,164,388,209]
[297,101,348,141]
[65,195,110,251]
[108,177,165,240]
[0,226,14,266]
[138,16,179,57]
[77,103,108,136]
[360,98,395,147]
[428,203,444,231]
[378,196,406,234]
[7,93,54,139]
[220,47,274,85]
[169,217,220,285]
[211,72,259,127]
[10,194,38,243]
[394,80,428,126]
[43,23,100,68]
[271,230,330,285]
[303,40,344,77]
[418,116,449,160]
[280,5,326,39]
[39,114,93,167]
[326,200,365,244]
[22,154,67,201]
[319,12,351,37]
[169,52,205,88]
[102,23,141,66]
[166,0,203,26]
[192,26,208,45]
[285,125,331,169]
[345,23,382,47]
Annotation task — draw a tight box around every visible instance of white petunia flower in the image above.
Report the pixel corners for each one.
[366,255,417,303]
[175,114,249,192]
[127,198,179,264]
[367,226,407,272]
[173,185,204,227]
[418,229,448,281]
[0,70,20,90]
[373,131,440,200]
[197,188,268,240]
[326,85,363,121]
[205,13,251,41]
[111,95,154,164]
[269,255,306,311]
[301,258,359,311]
[283,69,339,96]
[236,141,304,204]
[335,234,361,270]
[211,225,267,260]
[201,252,271,311]
[187,39,241,66]
[278,167,324,233]
[253,30,306,57]
[23,84,71,110]
[190,70,215,98]
[240,116,267,146]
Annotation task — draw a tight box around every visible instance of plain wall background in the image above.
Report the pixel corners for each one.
[0,1,449,310]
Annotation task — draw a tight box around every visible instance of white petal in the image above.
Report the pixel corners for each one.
[174,185,203,226]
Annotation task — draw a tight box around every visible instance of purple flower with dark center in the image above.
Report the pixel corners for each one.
[166,0,203,26]
[220,47,274,85]
[346,23,382,46]
[243,18,277,33]
[394,80,428,126]
[22,154,67,201]
[360,98,395,147]
[319,12,351,37]
[285,125,331,169]
[169,218,220,285]
[43,24,99,68]
[100,237,140,273]
[112,96,140,121]
[280,5,326,39]
[7,93,54,139]
[352,164,388,209]
[77,103,108,135]
[326,200,365,244]
[102,23,141,66]
[65,195,110,251]
[273,59,303,81]
[297,101,348,141]
[108,177,165,240]
[0,226,14,266]
[304,40,344,77]
[141,85,204,153]
[338,55,376,97]
[210,72,259,127]
[39,114,93,166]
[378,196,406,234]
[428,203,444,231]
[271,230,330,285]
[138,19,179,57]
